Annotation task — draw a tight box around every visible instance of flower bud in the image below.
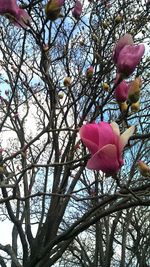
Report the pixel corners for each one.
[45,0,64,21]
[102,21,109,29]
[137,160,150,177]
[114,80,129,103]
[120,102,128,113]
[63,77,72,87]
[79,40,84,46]
[128,77,141,103]
[103,83,109,91]
[86,67,94,79]
[92,34,98,42]
[72,0,82,20]
[58,92,64,99]
[131,101,140,112]
[43,44,49,52]
[115,15,123,24]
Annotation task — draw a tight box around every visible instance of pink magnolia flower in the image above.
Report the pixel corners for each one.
[117,45,145,77]
[114,80,129,103]
[80,121,135,174]
[72,0,82,19]
[0,0,30,28]
[113,34,145,77]
[113,34,133,64]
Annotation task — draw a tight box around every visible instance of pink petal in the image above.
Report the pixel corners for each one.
[57,0,65,6]
[114,80,129,102]
[113,34,133,64]
[119,126,135,152]
[110,122,120,136]
[110,122,121,149]
[87,144,122,174]
[0,0,30,28]
[14,8,30,28]
[0,4,18,20]
[80,123,100,154]
[97,122,118,148]
[117,44,145,76]
[80,122,120,154]
[72,0,82,19]
[0,0,18,14]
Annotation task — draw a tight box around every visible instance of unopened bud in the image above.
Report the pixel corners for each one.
[64,77,72,87]
[43,44,49,52]
[120,101,128,113]
[86,66,94,79]
[58,92,64,99]
[79,39,84,46]
[131,101,140,112]
[128,77,142,103]
[137,160,150,177]
[102,21,109,29]
[103,83,109,91]
[92,34,98,42]
[115,15,123,24]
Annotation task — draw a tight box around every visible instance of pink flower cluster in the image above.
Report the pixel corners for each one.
[0,0,30,28]
[80,121,135,174]
[113,34,145,77]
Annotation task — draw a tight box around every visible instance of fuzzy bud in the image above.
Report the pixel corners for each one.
[103,83,109,91]
[86,66,94,79]
[137,160,150,177]
[131,101,140,112]
[120,102,128,113]
[128,77,142,103]
[63,77,72,87]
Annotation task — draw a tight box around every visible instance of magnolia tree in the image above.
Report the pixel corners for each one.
[57,207,150,267]
[0,0,150,267]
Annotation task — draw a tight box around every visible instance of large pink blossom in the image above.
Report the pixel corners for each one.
[113,34,145,77]
[72,0,82,19]
[0,0,30,28]
[114,80,129,103]
[80,121,135,174]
